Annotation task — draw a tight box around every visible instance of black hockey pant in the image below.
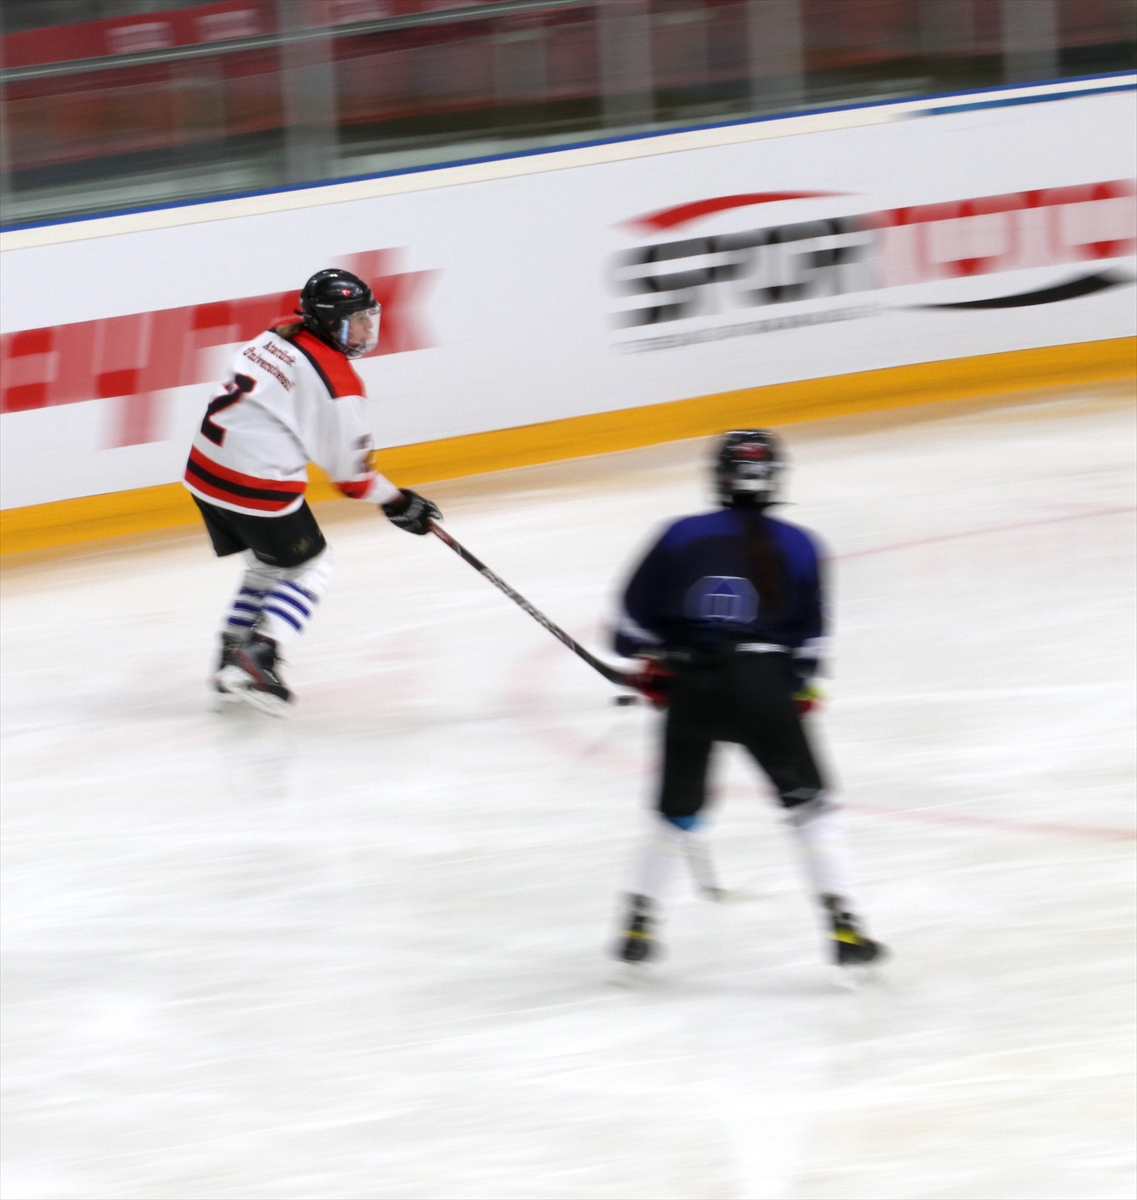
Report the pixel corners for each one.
[658,652,825,820]
[194,496,326,568]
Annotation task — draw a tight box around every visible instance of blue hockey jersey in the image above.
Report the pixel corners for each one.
[614,508,826,668]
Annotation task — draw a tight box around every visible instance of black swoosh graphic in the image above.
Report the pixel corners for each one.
[918,270,1132,310]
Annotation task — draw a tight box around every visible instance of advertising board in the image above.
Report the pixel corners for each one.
[1,78,1134,536]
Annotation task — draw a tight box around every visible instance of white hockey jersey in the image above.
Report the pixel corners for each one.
[184,325,400,517]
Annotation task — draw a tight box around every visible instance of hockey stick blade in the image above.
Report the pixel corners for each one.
[429,523,631,688]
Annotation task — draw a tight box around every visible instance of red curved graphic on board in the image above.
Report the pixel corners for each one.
[623,192,848,234]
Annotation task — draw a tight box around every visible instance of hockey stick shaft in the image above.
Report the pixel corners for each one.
[429,523,630,687]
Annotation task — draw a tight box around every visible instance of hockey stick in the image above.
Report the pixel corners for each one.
[687,836,727,901]
[428,523,631,687]
[430,521,729,899]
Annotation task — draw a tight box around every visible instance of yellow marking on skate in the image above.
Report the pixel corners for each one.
[834,930,862,944]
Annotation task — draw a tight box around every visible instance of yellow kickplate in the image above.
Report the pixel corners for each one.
[3,336,1134,555]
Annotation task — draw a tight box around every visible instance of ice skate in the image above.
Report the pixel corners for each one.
[212,631,245,703]
[825,897,887,985]
[613,894,659,965]
[832,922,886,967]
[217,631,293,716]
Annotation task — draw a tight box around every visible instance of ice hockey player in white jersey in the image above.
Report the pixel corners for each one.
[184,267,440,714]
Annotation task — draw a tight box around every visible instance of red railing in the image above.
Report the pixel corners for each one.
[2,1,1133,178]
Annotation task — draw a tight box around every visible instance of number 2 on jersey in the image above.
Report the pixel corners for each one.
[200,373,256,446]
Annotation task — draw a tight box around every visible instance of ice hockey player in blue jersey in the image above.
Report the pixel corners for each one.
[612,429,886,973]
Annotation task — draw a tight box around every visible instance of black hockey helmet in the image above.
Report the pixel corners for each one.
[297,268,381,358]
[714,429,784,507]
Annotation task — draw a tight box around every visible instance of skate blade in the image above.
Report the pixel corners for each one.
[233,685,291,718]
[212,676,244,707]
[216,665,252,692]
[833,962,884,990]
[610,961,655,988]
[212,682,244,711]
[216,665,290,717]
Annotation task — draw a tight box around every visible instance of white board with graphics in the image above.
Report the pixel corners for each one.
[1,78,1134,510]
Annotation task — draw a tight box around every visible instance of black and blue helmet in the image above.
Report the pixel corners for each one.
[714,429,784,507]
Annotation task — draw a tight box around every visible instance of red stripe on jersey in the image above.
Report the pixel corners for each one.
[336,479,372,499]
[188,446,306,494]
[185,474,298,513]
[289,329,365,398]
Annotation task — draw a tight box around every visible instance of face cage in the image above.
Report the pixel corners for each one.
[335,304,382,359]
[717,463,782,506]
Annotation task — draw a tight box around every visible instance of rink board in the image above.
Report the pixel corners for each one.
[1,75,1135,551]
[1,337,1133,554]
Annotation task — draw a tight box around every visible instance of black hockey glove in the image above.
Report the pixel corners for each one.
[381,489,441,535]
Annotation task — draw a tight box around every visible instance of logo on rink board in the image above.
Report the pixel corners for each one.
[612,180,1136,350]
[0,249,435,446]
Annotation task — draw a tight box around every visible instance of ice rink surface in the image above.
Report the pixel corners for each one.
[2,388,1135,1200]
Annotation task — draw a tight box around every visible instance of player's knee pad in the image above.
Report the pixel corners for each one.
[241,550,281,591]
[279,544,334,598]
[780,786,826,814]
[247,547,334,644]
[784,794,834,828]
[648,811,695,853]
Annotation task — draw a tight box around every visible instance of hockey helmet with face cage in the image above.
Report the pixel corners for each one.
[298,268,381,359]
[714,429,784,507]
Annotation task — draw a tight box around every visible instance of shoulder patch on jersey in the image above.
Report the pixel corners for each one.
[288,329,365,399]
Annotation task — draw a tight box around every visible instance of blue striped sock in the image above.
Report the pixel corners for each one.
[260,581,318,642]
[223,585,267,634]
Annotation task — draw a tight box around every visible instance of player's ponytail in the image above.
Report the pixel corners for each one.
[738,503,789,621]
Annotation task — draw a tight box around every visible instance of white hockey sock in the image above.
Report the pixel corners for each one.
[786,799,858,909]
[256,547,335,648]
[628,814,697,903]
[220,552,277,638]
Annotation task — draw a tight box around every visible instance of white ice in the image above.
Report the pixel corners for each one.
[2,389,1135,1200]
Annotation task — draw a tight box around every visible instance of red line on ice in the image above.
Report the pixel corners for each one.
[838,505,1136,561]
[844,801,1136,841]
[508,503,1137,844]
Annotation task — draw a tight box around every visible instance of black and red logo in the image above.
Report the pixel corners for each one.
[611,183,1136,341]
